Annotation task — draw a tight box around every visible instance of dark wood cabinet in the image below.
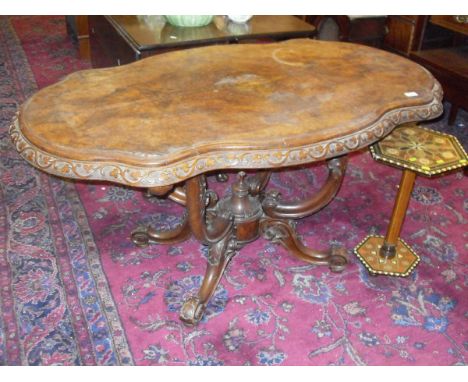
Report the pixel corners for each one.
[383,16,427,55]
[384,16,467,124]
[89,16,315,69]
[89,16,139,68]
[410,16,467,125]
[305,16,387,47]
[383,15,464,56]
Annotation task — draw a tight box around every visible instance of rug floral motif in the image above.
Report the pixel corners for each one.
[0,16,467,365]
[0,16,132,365]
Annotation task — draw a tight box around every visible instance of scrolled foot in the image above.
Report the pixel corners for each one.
[260,218,348,272]
[131,216,191,247]
[180,296,206,326]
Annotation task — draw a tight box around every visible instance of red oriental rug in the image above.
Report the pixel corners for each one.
[0,16,467,366]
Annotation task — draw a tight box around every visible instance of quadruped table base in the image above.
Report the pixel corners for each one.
[131,158,348,325]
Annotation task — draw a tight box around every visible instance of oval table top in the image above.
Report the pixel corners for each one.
[11,39,443,187]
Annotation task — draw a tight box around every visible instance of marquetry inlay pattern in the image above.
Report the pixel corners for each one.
[354,235,420,277]
[371,123,467,176]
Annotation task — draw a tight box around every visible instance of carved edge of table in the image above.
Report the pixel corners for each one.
[9,82,443,188]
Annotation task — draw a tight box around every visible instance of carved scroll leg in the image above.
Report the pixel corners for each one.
[180,235,236,326]
[131,214,191,247]
[133,184,190,247]
[177,175,236,325]
[263,156,347,220]
[260,218,347,273]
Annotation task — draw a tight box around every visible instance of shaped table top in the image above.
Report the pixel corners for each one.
[11,39,443,187]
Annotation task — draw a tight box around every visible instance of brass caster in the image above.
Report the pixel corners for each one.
[144,189,154,199]
[216,173,229,183]
[328,247,348,273]
[179,296,206,326]
[131,228,150,247]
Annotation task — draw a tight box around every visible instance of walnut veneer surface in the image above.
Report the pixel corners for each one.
[12,39,443,187]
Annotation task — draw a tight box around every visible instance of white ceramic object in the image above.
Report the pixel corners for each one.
[227,15,253,23]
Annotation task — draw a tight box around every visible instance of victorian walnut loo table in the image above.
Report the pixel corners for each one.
[10,39,443,325]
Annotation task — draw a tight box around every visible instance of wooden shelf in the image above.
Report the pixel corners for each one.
[410,46,468,80]
[430,16,468,37]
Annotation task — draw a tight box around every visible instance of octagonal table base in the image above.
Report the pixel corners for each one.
[354,235,420,277]
[131,157,349,325]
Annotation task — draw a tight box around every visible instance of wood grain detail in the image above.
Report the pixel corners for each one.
[11,39,443,187]
[10,81,442,187]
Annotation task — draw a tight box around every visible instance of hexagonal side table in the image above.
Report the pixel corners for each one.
[355,123,467,277]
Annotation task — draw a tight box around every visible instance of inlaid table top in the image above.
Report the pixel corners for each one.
[371,124,467,176]
[11,39,443,187]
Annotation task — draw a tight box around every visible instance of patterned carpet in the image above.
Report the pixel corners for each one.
[0,16,467,366]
